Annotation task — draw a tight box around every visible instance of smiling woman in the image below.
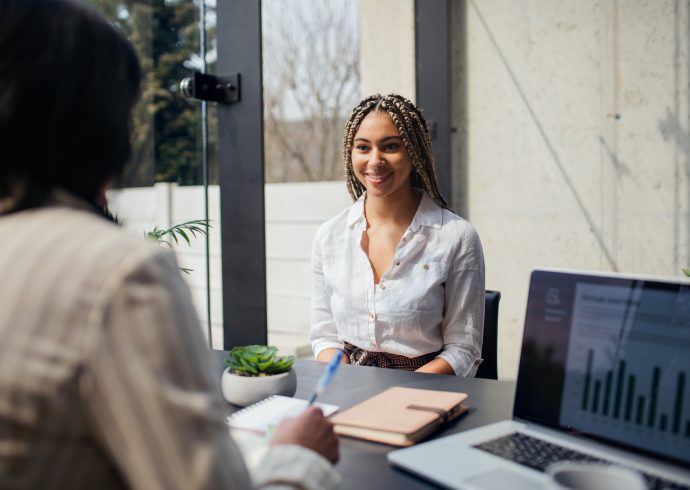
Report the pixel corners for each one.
[309,94,486,376]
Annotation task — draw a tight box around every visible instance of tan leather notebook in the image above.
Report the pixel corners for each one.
[330,386,468,446]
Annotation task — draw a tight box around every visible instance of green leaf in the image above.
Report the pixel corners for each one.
[684,268,690,277]
[142,219,212,274]
[175,227,190,245]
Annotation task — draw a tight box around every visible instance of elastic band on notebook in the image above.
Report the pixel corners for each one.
[406,404,449,423]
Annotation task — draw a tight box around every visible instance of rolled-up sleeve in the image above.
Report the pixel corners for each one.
[254,445,341,490]
[437,224,485,376]
[309,226,344,358]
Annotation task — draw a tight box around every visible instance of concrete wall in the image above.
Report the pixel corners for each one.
[359,0,416,100]
[107,182,352,354]
[452,0,690,379]
[264,182,352,353]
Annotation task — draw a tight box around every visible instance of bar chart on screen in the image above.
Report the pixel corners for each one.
[560,282,690,459]
[576,350,687,434]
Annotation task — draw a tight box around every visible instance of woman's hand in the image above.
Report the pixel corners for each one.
[270,406,340,464]
[415,357,455,375]
[316,348,350,364]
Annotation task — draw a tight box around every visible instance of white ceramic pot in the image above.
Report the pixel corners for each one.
[221,368,297,407]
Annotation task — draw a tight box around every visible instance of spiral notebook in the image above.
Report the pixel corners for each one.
[226,395,339,435]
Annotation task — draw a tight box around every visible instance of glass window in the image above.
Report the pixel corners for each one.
[88,0,222,348]
[262,0,360,356]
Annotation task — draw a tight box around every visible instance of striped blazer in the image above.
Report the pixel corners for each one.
[0,191,339,490]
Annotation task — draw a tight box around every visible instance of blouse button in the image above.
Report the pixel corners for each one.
[379,283,386,290]
[402,237,406,242]
[423,264,429,271]
[368,313,374,319]
[395,261,400,266]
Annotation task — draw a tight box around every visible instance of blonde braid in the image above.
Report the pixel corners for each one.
[342,93,448,208]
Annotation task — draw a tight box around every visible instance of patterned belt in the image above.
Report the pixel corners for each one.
[343,342,441,371]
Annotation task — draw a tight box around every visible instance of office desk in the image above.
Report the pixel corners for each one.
[214,350,515,489]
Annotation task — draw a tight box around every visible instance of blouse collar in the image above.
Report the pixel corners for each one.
[346,190,443,230]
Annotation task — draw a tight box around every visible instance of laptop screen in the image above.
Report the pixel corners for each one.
[514,269,690,466]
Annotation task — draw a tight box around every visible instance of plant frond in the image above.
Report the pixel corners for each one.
[143,219,213,273]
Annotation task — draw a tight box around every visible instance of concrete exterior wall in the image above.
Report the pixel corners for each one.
[264,182,352,353]
[107,182,351,354]
[451,0,690,379]
[359,0,416,100]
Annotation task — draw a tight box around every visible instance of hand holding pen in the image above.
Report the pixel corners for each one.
[270,350,343,463]
[270,403,340,463]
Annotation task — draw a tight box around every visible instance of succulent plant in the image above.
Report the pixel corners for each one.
[224,345,295,377]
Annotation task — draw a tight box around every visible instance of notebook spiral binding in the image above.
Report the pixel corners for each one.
[227,395,279,421]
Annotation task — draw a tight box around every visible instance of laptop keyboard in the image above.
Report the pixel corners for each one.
[473,433,689,490]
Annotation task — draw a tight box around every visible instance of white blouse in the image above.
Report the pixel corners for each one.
[309,192,485,376]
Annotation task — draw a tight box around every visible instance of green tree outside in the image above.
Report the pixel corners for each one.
[85,0,207,187]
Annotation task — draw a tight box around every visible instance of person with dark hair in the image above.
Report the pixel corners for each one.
[310,94,485,376]
[0,0,140,212]
[0,1,339,488]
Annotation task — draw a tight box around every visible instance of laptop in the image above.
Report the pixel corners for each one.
[388,269,690,490]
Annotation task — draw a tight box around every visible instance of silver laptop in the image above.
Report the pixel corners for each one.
[388,269,690,489]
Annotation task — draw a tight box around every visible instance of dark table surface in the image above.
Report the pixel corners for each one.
[214,350,516,489]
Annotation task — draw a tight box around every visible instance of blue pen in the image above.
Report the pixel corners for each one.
[308,350,343,405]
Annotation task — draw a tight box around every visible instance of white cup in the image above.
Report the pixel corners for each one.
[546,462,647,490]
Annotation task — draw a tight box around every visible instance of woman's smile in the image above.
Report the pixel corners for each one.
[351,111,413,199]
[363,169,394,185]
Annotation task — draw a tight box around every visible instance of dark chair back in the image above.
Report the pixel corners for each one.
[475,290,501,380]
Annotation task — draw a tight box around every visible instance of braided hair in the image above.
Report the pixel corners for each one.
[343,93,448,208]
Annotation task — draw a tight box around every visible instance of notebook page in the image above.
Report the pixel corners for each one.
[226,395,339,434]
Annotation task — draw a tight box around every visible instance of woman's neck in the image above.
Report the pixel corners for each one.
[364,187,422,227]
